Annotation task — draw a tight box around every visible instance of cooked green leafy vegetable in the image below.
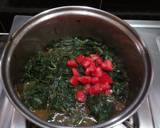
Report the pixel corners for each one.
[18,37,129,126]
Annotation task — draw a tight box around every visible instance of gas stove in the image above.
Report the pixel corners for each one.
[1,16,160,128]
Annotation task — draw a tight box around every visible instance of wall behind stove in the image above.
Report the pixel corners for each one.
[0,0,160,32]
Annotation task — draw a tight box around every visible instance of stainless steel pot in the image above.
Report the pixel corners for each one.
[0,6,152,128]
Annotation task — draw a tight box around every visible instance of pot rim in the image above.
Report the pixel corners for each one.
[0,6,153,128]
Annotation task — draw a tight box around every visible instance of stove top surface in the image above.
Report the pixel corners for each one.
[1,16,160,128]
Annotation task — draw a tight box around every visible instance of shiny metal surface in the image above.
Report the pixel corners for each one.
[0,33,26,128]
[0,34,8,96]
[0,92,13,128]
[0,92,26,128]
[10,109,26,128]
[126,20,160,28]
[137,98,154,128]
[132,26,160,128]
[1,16,160,128]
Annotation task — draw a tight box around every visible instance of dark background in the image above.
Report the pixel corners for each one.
[0,0,160,32]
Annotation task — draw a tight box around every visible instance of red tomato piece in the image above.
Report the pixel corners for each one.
[90,54,100,61]
[76,54,85,64]
[92,67,103,77]
[88,84,101,95]
[100,83,110,92]
[101,60,113,71]
[78,76,91,85]
[67,60,78,68]
[85,68,91,75]
[91,77,99,84]
[69,76,79,87]
[68,54,114,98]
[85,63,96,75]
[72,68,79,76]
[75,90,86,102]
[82,60,91,68]
[84,84,91,93]
[81,57,93,68]
[96,57,103,66]
[99,73,113,84]
[90,62,96,67]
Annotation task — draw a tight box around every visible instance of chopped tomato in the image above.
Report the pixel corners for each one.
[92,67,103,77]
[67,60,78,68]
[72,68,79,76]
[100,73,113,84]
[90,54,100,61]
[84,84,91,93]
[75,90,86,102]
[100,83,110,92]
[82,60,90,68]
[91,77,99,84]
[68,54,114,99]
[85,64,96,75]
[78,76,91,85]
[81,57,92,68]
[88,84,100,95]
[96,57,103,65]
[101,60,113,71]
[85,68,91,75]
[76,54,85,64]
[69,76,79,87]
